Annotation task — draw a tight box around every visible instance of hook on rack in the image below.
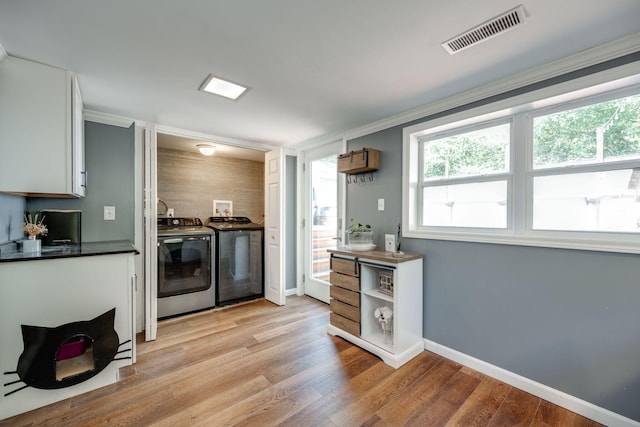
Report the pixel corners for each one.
[344,172,376,184]
[344,171,375,184]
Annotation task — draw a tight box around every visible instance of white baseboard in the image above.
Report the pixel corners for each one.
[423,339,639,427]
[284,288,298,297]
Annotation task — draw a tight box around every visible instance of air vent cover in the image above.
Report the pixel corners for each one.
[442,5,527,55]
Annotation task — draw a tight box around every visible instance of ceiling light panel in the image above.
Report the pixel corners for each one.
[199,74,247,100]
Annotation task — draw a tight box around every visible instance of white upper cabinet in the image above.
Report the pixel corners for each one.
[0,56,85,197]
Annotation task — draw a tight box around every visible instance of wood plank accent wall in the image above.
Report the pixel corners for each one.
[157,148,264,223]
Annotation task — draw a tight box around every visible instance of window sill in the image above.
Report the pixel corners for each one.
[404,229,640,254]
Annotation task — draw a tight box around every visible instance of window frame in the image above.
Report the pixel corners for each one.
[417,117,514,232]
[403,73,640,254]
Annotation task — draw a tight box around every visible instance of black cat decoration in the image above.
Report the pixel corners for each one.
[3,308,131,396]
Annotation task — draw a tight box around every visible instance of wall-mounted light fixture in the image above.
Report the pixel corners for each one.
[197,144,216,156]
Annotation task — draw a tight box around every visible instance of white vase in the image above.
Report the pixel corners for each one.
[23,237,41,253]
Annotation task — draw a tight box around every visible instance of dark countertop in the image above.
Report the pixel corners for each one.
[0,240,139,263]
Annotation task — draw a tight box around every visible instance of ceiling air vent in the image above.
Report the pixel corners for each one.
[442,5,527,55]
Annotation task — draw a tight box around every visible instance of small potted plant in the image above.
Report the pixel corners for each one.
[22,213,47,252]
[346,218,374,250]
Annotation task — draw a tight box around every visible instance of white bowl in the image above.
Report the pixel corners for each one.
[346,243,376,251]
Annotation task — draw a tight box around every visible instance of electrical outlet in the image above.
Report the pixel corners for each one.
[104,206,116,221]
[378,198,384,211]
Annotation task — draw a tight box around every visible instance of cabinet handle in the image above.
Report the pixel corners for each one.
[81,170,88,188]
[330,254,357,262]
[359,260,396,270]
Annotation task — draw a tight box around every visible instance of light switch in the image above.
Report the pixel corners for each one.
[378,198,384,211]
[104,206,116,221]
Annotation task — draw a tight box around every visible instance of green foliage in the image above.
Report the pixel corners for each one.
[347,218,371,233]
[424,124,509,178]
[533,94,640,166]
[423,94,640,176]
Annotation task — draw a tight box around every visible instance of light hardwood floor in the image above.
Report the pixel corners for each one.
[1,296,603,426]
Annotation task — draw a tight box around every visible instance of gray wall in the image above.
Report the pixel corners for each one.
[0,193,26,243]
[346,122,640,421]
[27,121,135,242]
[285,155,297,290]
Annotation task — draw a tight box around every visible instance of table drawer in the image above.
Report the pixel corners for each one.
[330,285,360,308]
[330,312,360,337]
[330,299,360,322]
[330,257,359,277]
[330,271,359,292]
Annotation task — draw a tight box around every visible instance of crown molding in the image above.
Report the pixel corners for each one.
[154,124,275,152]
[293,32,640,148]
[84,110,136,128]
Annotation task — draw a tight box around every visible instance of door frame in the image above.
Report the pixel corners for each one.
[143,125,283,340]
[143,124,158,340]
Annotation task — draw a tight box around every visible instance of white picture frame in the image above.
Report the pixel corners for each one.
[213,200,233,217]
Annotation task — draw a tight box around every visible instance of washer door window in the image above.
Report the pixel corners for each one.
[158,236,211,297]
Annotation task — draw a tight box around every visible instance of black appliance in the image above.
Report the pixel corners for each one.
[157,217,215,318]
[207,217,264,306]
[39,209,81,246]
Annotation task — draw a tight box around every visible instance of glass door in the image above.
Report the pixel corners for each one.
[303,141,344,303]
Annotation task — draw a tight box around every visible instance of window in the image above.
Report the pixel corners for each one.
[420,121,511,228]
[403,76,640,253]
[531,94,640,234]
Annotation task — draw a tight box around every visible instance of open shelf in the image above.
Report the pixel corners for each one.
[360,293,394,352]
[364,329,394,352]
[360,261,395,352]
[362,288,393,303]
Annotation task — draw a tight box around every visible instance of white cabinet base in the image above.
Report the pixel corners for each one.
[327,249,424,370]
[0,254,134,420]
[328,324,424,369]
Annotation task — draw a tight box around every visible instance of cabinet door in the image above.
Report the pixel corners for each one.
[0,56,84,197]
[71,74,86,197]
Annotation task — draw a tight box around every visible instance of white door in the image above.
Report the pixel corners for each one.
[144,125,158,340]
[264,148,285,305]
[302,141,344,303]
